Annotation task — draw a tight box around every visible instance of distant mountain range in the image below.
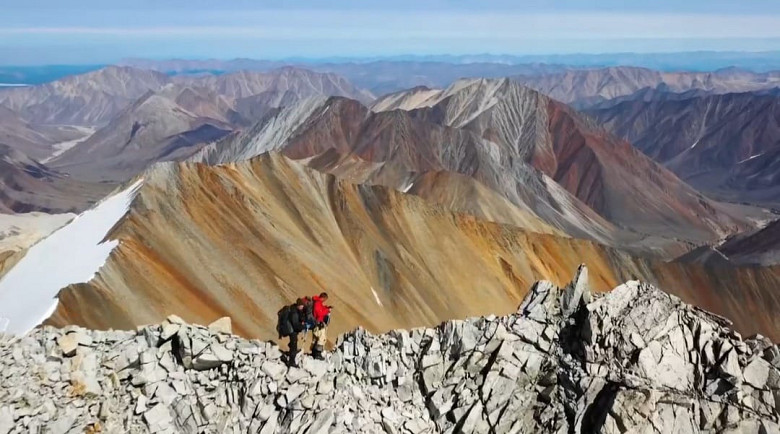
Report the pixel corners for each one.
[0,65,374,183]
[585,89,780,207]
[0,62,778,243]
[0,66,373,127]
[515,66,780,107]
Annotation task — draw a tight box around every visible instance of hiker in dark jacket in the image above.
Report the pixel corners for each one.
[310,293,332,360]
[277,299,306,367]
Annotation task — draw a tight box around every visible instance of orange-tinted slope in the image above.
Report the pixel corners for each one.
[45,154,780,341]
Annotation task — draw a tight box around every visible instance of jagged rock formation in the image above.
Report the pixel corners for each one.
[1,269,779,433]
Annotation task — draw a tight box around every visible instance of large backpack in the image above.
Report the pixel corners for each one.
[302,297,316,329]
[276,305,294,338]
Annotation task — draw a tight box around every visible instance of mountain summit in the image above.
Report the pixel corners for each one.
[2,268,778,432]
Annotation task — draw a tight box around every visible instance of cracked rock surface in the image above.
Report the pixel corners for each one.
[1,265,779,433]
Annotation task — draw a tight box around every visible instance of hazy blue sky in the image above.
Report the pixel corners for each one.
[2,0,780,64]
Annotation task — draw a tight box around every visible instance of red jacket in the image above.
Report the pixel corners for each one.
[312,295,331,323]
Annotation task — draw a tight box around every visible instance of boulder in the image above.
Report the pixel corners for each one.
[57,333,79,357]
[744,358,771,389]
[208,317,233,335]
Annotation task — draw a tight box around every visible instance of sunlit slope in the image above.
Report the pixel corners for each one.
[44,153,780,341]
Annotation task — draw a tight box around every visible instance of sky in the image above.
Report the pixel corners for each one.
[2,0,780,64]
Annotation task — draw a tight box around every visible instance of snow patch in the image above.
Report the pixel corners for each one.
[737,153,764,164]
[41,126,96,163]
[371,287,383,306]
[0,180,143,335]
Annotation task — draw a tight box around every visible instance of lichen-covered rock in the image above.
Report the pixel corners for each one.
[0,266,778,433]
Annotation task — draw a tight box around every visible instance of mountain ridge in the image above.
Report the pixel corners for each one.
[0,152,769,343]
[2,267,779,432]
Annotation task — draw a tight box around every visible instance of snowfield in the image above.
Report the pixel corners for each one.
[0,180,143,335]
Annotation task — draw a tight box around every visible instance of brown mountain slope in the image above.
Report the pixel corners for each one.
[50,89,234,182]
[514,66,780,107]
[585,91,780,207]
[0,105,86,160]
[194,83,761,254]
[716,219,780,266]
[0,144,110,213]
[371,78,756,244]
[193,96,630,250]
[44,154,780,341]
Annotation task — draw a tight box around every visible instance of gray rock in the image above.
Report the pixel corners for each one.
[1,267,778,434]
[153,383,178,406]
[0,407,13,434]
[160,323,180,341]
[261,361,286,381]
[285,384,307,405]
[744,358,771,389]
[561,264,589,316]
[192,346,232,371]
[720,350,743,381]
[306,408,334,434]
[47,414,76,434]
[208,317,232,335]
[57,333,79,357]
[144,404,173,432]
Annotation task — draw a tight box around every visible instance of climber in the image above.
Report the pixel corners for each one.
[300,296,317,332]
[310,292,332,360]
[276,298,306,367]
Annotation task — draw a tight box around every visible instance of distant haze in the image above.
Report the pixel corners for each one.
[2,1,780,64]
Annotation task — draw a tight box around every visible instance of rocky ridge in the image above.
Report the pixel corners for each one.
[2,267,779,433]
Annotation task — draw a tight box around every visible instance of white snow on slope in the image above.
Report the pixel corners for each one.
[0,180,143,336]
[371,287,383,307]
[41,126,96,163]
[737,152,764,164]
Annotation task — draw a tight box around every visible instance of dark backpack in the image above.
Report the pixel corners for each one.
[302,297,316,328]
[277,305,294,338]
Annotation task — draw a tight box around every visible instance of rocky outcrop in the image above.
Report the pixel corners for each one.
[2,268,779,433]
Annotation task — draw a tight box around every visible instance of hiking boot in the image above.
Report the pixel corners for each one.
[311,348,325,361]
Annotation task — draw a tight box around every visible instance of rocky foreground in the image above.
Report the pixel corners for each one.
[1,266,779,433]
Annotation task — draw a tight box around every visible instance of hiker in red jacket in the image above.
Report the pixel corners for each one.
[310,292,332,360]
